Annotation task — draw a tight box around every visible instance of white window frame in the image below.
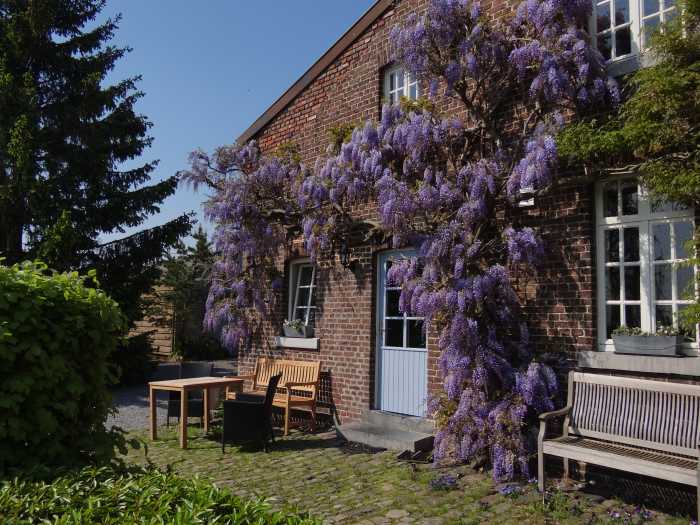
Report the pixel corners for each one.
[589,0,677,74]
[288,259,317,326]
[383,65,420,105]
[595,177,697,353]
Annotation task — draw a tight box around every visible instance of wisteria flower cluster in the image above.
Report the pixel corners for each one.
[183,0,618,481]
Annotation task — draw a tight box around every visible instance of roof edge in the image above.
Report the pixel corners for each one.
[236,0,395,145]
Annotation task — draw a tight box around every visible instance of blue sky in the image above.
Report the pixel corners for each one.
[100,1,375,242]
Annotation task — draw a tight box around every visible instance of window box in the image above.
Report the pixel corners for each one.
[282,324,315,338]
[612,334,684,356]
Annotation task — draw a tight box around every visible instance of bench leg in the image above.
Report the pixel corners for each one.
[284,406,290,436]
[538,451,545,492]
[563,458,570,482]
[310,405,317,433]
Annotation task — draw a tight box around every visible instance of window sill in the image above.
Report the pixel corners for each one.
[274,336,319,350]
[578,350,700,377]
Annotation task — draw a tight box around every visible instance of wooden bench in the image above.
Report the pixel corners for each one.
[538,372,700,516]
[227,357,321,436]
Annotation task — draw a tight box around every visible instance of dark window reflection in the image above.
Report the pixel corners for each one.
[614,0,629,24]
[606,229,620,263]
[624,266,640,300]
[655,264,672,300]
[621,182,638,215]
[385,319,404,347]
[597,2,611,30]
[623,227,639,262]
[386,290,401,317]
[653,223,671,260]
[616,26,632,56]
[606,267,620,300]
[598,33,612,60]
[625,304,641,328]
[604,183,618,217]
[655,305,673,329]
[407,320,426,349]
[675,222,693,259]
[606,305,621,338]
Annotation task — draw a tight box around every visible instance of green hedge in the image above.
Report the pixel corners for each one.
[0,465,320,524]
[0,262,125,472]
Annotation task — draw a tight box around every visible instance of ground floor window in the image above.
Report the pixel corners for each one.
[289,259,317,326]
[595,177,697,349]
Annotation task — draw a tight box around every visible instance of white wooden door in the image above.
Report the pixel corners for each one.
[376,251,427,417]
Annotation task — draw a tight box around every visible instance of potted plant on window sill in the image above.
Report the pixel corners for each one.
[612,325,684,357]
[282,319,314,338]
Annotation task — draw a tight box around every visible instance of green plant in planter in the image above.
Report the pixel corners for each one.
[611,325,683,356]
[283,319,305,331]
[612,325,679,337]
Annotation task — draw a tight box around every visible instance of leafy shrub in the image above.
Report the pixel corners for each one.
[0,262,125,472]
[0,465,320,524]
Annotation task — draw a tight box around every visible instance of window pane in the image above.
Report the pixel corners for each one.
[296,287,310,307]
[643,16,660,46]
[294,307,307,322]
[386,290,401,317]
[656,305,673,330]
[606,305,621,338]
[651,197,687,213]
[306,309,316,327]
[409,83,418,100]
[397,72,405,89]
[644,0,659,14]
[675,222,693,259]
[614,0,629,23]
[604,182,618,217]
[606,267,620,300]
[389,93,396,104]
[625,304,641,328]
[407,320,426,349]
[605,229,620,262]
[299,265,314,286]
[621,182,638,215]
[615,26,632,56]
[390,73,395,91]
[597,2,611,30]
[385,319,404,347]
[653,223,671,260]
[624,266,640,300]
[623,227,639,262]
[598,33,612,60]
[677,265,694,299]
[678,305,697,341]
[655,264,672,300]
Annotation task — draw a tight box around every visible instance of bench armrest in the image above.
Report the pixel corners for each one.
[539,405,572,421]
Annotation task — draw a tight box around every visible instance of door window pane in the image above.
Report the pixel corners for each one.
[621,182,638,215]
[407,320,426,349]
[385,320,404,347]
[386,290,401,317]
[677,265,694,298]
[606,267,620,300]
[653,223,671,260]
[606,229,620,262]
[623,228,639,262]
[655,264,672,300]
[604,182,618,217]
[624,266,640,300]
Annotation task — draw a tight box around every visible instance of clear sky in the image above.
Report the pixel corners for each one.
[99,1,376,242]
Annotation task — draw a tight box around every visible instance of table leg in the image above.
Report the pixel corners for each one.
[180,388,188,449]
[149,386,157,440]
[203,387,210,434]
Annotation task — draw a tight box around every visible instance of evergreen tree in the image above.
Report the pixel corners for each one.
[0,0,192,323]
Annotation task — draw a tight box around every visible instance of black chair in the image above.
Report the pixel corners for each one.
[166,361,214,427]
[222,373,282,453]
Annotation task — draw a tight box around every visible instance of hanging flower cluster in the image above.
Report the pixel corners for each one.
[183,0,618,481]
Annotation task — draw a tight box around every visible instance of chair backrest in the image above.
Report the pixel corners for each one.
[180,361,213,379]
[253,358,321,396]
[263,373,283,418]
[568,371,700,457]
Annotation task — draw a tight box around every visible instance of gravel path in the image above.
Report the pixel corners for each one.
[108,360,237,431]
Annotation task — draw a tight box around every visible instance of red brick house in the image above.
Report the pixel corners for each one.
[235,0,695,446]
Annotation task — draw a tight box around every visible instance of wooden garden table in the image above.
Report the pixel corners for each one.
[149,376,244,449]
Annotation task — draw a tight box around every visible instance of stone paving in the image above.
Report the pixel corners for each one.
[122,427,693,525]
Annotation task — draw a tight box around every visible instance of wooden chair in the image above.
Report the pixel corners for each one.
[222,373,281,452]
[538,371,700,517]
[227,358,321,436]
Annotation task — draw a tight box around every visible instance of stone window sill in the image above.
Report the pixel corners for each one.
[274,336,319,350]
[578,351,700,377]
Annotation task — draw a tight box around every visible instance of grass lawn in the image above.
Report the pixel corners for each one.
[121,426,693,525]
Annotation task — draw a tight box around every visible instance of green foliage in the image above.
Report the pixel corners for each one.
[0,464,321,524]
[150,227,226,360]
[0,261,126,472]
[0,0,192,326]
[327,123,357,154]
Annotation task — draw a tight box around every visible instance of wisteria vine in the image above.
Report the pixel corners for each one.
[182,0,618,480]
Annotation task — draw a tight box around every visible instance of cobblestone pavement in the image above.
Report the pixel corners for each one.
[123,427,692,525]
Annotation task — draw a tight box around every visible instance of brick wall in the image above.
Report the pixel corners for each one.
[240,0,597,422]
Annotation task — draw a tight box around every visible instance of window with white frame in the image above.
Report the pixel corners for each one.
[384,66,420,105]
[596,177,696,348]
[590,0,676,61]
[289,261,317,326]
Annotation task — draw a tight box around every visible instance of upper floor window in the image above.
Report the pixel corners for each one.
[384,66,419,105]
[596,177,696,350]
[289,260,317,326]
[591,0,676,62]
